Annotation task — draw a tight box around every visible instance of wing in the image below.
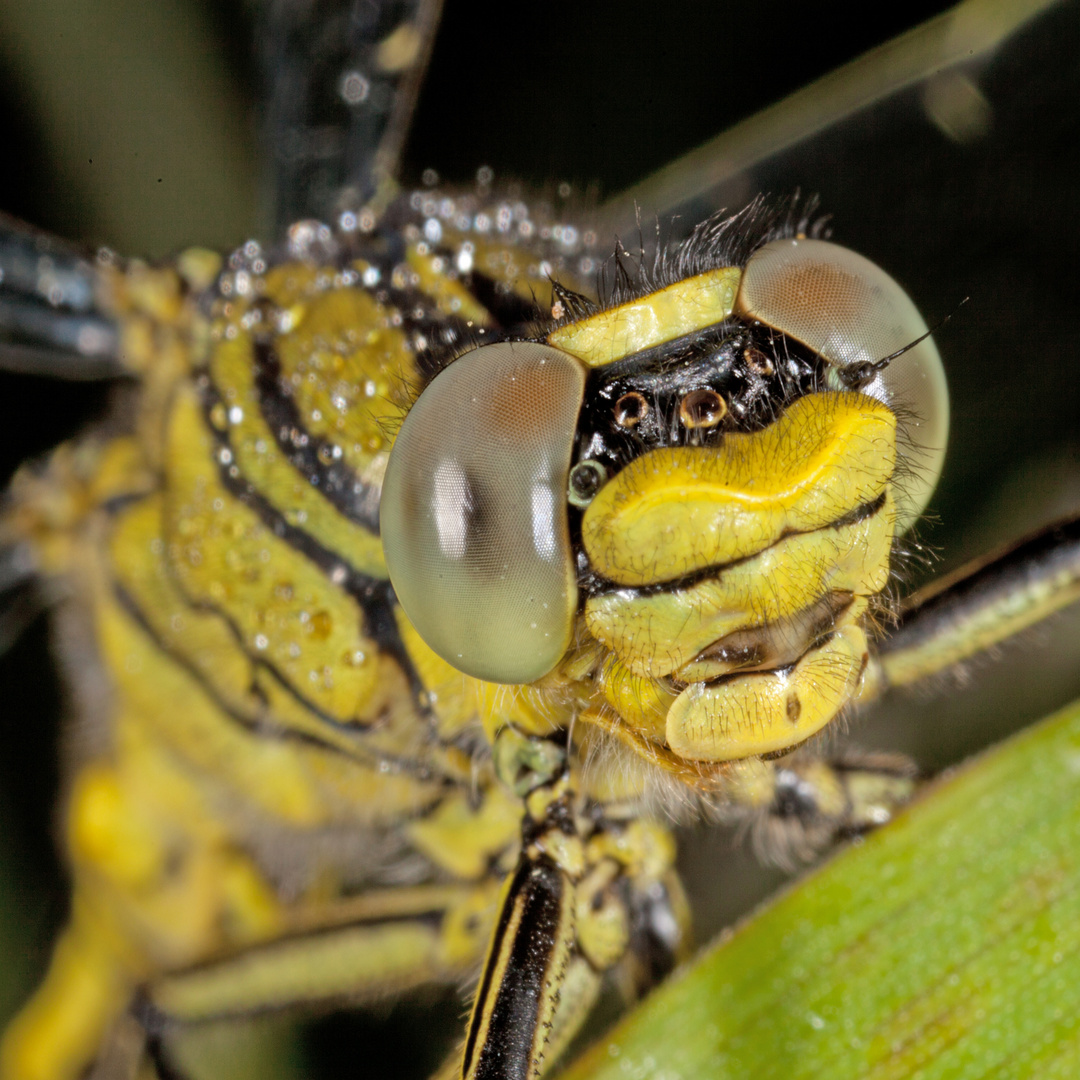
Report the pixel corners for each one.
[256,0,444,232]
[0,213,121,380]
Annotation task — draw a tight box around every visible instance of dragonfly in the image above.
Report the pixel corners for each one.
[0,1,1078,1078]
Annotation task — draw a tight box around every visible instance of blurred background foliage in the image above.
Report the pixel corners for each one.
[0,0,1077,1075]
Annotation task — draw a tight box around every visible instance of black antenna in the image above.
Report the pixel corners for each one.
[840,296,968,388]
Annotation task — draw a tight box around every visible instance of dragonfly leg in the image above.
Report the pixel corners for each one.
[863,514,1080,700]
[459,728,686,1080]
[716,749,917,867]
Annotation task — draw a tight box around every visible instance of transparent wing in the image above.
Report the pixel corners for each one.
[599,0,1062,233]
[257,0,444,232]
[0,213,121,380]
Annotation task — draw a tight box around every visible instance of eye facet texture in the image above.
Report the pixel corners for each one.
[738,237,949,528]
[381,341,585,683]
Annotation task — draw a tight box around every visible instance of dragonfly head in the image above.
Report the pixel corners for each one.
[381,226,949,768]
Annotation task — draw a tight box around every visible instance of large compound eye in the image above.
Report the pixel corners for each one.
[737,237,949,530]
[380,341,585,684]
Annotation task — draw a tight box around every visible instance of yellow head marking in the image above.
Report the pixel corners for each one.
[582,392,897,587]
[549,267,741,367]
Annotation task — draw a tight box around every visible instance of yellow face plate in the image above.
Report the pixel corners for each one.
[665,621,871,760]
[581,392,897,586]
[577,391,900,762]
[586,495,895,679]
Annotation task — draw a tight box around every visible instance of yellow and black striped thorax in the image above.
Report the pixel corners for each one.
[39,194,608,873]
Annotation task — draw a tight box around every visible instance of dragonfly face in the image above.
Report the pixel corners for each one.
[0,2,1078,1078]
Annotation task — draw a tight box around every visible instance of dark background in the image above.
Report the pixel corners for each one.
[0,1,1078,1076]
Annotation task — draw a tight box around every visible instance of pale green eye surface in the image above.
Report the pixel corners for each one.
[737,237,949,529]
[380,341,585,683]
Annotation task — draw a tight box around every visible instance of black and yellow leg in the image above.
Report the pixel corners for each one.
[714,750,917,865]
[4,880,501,1080]
[460,776,583,1080]
[147,882,501,1025]
[720,514,1080,865]
[864,514,1080,698]
[460,729,687,1080]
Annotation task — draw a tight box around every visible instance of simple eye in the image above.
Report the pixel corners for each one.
[568,460,608,508]
[380,341,585,684]
[614,391,649,428]
[679,388,727,429]
[736,237,950,530]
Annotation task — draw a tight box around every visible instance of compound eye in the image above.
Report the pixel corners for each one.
[380,341,585,684]
[737,237,949,530]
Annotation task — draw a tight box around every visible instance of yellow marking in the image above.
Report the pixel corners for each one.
[264,266,417,480]
[582,392,896,586]
[473,673,582,745]
[457,237,561,306]
[164,386,384,727]
[574,861,629,970]
[395,608,489,740]
[210,330,387,578]
[111,259,185,327]
[407,248,492,324]
[438,882,504,969]
[587,497,893,678]
[69,766,172,890]
[107,500,447,825]
[405,788,521,880]
[3,439,150,579]
[175,247,223,293]
[598,655,678,744]
[586,819,678,883]
[377,22,423,71]
[533,829,585,880]
[548,267,741,367]
[665,622,869,760]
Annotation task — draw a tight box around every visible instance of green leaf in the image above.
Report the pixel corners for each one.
[558,698,1080,1080]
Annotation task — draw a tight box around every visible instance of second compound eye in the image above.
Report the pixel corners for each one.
[614,391,649,428]
[679,388,727,429]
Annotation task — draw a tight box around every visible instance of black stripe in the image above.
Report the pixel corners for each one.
[160,904,448,987]
[369,282,479,382]
[253,338,383,533]
[197,374,428,708]
[113,580,431,771]
[461,269,543,328]
[464,856,566,1080]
